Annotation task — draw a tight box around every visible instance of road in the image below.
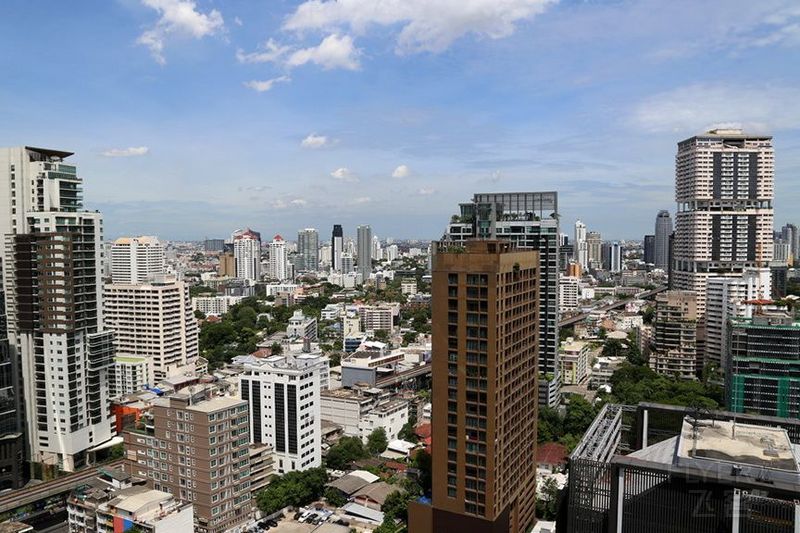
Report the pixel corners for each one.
[0,459,125,515]
[558,286,666,328]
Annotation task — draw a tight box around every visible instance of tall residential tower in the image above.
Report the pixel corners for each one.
[672,129,774,313]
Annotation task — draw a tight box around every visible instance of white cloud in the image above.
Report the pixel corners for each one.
[330,167,358,182]
[301,134,330,149]
[286,34,361,70]
[236,38,290,64]
[632,84,800,133]
[271,197,308,209]
[234,16,243,27]
[392,164,410,178]
[352,196,371,204]
[284,0,556,54]
[137,0,224,65]
[243,76,291,92]
[102,146,150,157]
[290,198,308,207]
[417,187,435,195]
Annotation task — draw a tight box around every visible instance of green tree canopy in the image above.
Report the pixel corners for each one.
[325,436,369,470]
[367,428,389,454]
[256,467,328,515]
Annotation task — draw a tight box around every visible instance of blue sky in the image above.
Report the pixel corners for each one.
[1,0,798,241]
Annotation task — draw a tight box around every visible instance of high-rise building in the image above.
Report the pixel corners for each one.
[574,220,588,269]
[232,228,261,281]
[331,224,343,272]
[445,191,560,407]
[727,312,800,418]
[297,228,319,272]
[781,223,799,261]
[774,239,792,264]
[122,390,252,533]
[218,252,235,277]
[672,129,774,314]
[705,269,771,371]
[610,241,622,272]
[0,146,115,471]
[643,234,655,265]
[586,231,602,268]
[559,275,580,312]
[0,259,25,489]
[372,235,382,262]
[104,276,199,381]
[654,210,672,269]
[357,225,373,280]
[203,238,225,252]
[110,236,165,284]
[239,354,327,474]
[410,240,539,533]
[650,290,698,379]
[267,235,287,281]
[340,252,354,274]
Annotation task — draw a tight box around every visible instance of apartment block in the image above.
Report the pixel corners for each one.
[104,276,199,380]
[110,236,165,284]
[410,240,539,533]
[672,129,774,314]
[650,291,698,379]
[192,295,244,317]
[727,312,800,418]
[122,390,251,533]
[239,354,327,474]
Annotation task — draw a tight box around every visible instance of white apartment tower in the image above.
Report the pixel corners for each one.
[239,354,327,474]
[0,146,115,471]
[705,269,771,371]
[267,235,288,281]
[110,236,165,283]
[672,129,774,314]
[574,220,588,269]
[232,228,261,281]
[104,276,199,381]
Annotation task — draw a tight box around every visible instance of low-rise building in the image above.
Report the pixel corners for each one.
[111,355,152,398]
[400,279,418,296]
[341,346,405,387]
[249,444,275,501]
[358,304,400,335]
[192,295,244,316]
[286,310,318,341]
[559,340,590,386]
[559,276,581,313]
[68,469,193,533]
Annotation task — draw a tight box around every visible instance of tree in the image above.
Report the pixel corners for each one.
[374,518,401,533]
[256,467,328,515]
[194,309,206,320]
[373,329,390,343]
[325,437,369,470]
[382,490,411,522]
[398,421,418,443]
[601,339,625,358]
[412,450,432,494]
[536,476,561,520]
[563,396,598,437]
[537,407,564,443]
[270,342,283,355]
[367,428,388,454]
[402,331,418,346]
[324,487,347,508]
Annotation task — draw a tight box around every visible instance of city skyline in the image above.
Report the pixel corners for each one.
[1,1,799,240]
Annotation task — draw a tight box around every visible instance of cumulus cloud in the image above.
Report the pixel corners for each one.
[236,38,290,64]
[243,76,291,92]
[392,164,410,178]
[102,146,150,157]
[632,83,800,133]
[417,187,436,195]
[271,197,308,209]
[352,196,371,204]
[330,167,358,182]
[286,34,361,70]
[137,0,224,65]
[284,0,556,54]
[301,134,330,149]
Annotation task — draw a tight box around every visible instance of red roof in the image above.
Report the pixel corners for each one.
[383,461,408,472]
[250,348,272,358]
[415,423,432,439]
[273,234,284,241]
[537,442,568,466]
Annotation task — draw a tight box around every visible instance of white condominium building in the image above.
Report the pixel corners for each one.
[705,269,771,371]
[232,228,261,281]
[0,146,115,471]
[239,354,329,474]
[672,129,774,314]
[559,275,581,312]
[104,276,199,380]
[359,304,400,334]
[111,355,152,398]
[110,235,165,284]
[192,294,244,316]
[267,235,288,281]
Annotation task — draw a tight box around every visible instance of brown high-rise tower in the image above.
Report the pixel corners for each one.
[411,240,539,533]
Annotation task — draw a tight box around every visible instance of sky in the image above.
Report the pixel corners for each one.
[1,0,799,242]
